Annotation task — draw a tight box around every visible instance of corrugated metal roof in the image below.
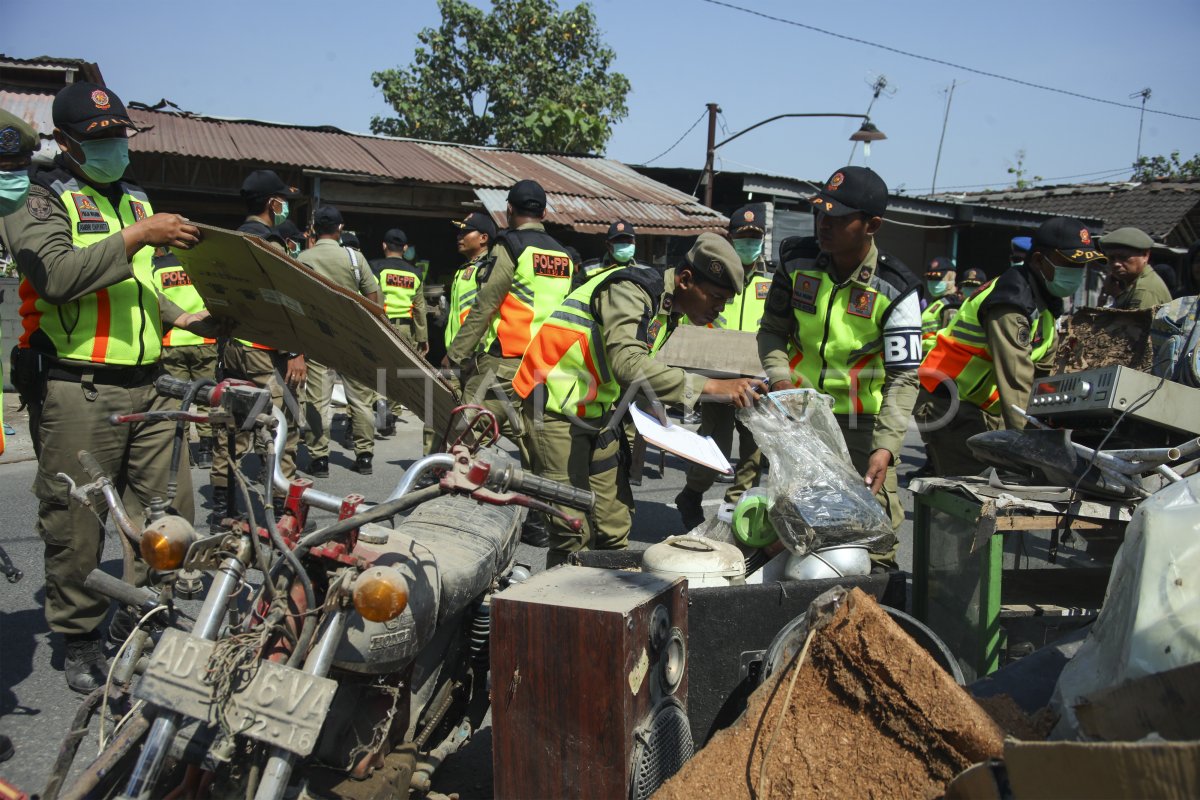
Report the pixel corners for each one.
[415,143,515,186]
[0,93,725,234]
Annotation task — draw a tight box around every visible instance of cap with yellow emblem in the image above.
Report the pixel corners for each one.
[607,219,636,241]
[1032,217,1107,265]
[808,166,888,218]
[52,81,136,138]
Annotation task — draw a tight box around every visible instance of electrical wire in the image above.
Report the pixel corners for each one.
[698,0,1200,122]
[642,109,707,165]
[911,167,1136,196]
[99,605,168,753]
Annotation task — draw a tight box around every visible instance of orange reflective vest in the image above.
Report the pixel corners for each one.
[513,265,671,419]
[920,266,1058,413]
[19,166,162,365]
[486,227,575,358]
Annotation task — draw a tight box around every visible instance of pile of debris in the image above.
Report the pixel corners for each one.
[654,587,1004,800]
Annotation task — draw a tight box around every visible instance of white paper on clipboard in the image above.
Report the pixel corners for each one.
[629,405,733,474]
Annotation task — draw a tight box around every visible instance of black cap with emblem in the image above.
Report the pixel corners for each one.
[728,204,766,235]
[808,166,888,218]
[1032,217,1107,265]
[240,169,302,204]
[52,82,136,139]
[925,256,954,277]
[607,219,635,240]
[453,212,497,238]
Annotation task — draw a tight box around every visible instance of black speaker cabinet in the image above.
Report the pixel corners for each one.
[491,565,691,800]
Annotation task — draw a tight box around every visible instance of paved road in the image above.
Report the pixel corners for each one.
[0,390,935,797]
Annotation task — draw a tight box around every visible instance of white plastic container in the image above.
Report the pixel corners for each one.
[642,535,746,588]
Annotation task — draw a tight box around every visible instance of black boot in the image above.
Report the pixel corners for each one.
[0,734,12,763]
[209,485,229,533]
[307,456,329,478]
[195,437,214,469]
[64,634,108,694]
[520,513,552,548]
[674,488,705,532]
[355,452,374,476]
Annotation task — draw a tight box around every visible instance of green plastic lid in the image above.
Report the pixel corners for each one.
[732,494,777,548]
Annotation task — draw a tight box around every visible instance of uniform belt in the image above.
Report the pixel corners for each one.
[46,362,159,386]
[389,317,414,325]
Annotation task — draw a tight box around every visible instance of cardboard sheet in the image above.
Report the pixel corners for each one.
[653,325,764,378]
[175,224,456,433]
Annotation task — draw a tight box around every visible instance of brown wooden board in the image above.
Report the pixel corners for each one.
[175,224,456,433]
[653,325,764,378]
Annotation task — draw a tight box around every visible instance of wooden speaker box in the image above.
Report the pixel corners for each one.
[491,566,691,800]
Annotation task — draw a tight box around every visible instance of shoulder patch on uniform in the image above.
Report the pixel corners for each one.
[27,193,53,220]
[1016,323,1031,347]
[661,293,673,313]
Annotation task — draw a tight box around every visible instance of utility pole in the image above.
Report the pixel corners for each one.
[929,80,957,196]
[702,102,720,208]
[1131,87,1152,164]
[848,74,891,164]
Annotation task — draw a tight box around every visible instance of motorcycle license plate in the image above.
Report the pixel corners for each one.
[135,628,336,756]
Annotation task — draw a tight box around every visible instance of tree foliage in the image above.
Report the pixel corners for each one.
[370,0,631,154]
[1006,149,1043,189]
[1131,151,1200,181]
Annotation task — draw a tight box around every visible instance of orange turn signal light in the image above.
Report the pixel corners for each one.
[140,517,195,571]
[352,567,409,622]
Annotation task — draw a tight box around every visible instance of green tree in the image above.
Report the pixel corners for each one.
[371,0,631,154]
[1131,151,1200,181]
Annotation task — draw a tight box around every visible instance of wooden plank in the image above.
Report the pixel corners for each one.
[176,224,456,433]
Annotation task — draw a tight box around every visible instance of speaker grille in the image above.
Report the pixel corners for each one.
[629,701,694,800]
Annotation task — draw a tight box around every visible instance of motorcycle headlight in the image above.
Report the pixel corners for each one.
[352,567,409,622]
[140,516,196,571]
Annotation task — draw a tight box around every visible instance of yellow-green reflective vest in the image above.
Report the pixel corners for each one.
[921,296,961,355]
[19,170,162,365]
[445,255,486,350]
[155,260,213,347]
[379,260,424,321]
[486,228,575,359]
[513,265,672,419]
[920,272,1056,414]
[779,249,921,415]
[713,272,772,331]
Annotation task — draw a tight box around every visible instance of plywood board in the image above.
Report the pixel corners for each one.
[176,224,455,433]
[654,325,764,378]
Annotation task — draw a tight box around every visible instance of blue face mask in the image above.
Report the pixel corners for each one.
[611,243,635,264]
[1044,259,1086,298]
[926,280,949,298]
[733,238,764,266]
[71,136,130,184]
[0,170,30,216]
[404,246,416,261]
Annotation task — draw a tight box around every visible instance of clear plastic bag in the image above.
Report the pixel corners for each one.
[739,389,896,555]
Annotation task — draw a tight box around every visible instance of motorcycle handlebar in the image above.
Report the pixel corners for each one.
[85,569,159,610]
[499,468,596,513]
[78,450,107,482]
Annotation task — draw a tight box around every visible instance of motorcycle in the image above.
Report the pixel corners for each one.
[47,375,594,800]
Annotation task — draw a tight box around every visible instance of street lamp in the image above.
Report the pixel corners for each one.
[701,105,887,207]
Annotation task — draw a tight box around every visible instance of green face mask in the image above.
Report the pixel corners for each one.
[287,241,301,258]
[926,280,949,298]
[273,199,290,226]
[611,243,635,264]
[733,238,764,266]
[1045,261,1086,298]
[0,170,30,216]
[404,246,416,261]
[71,136,130,184]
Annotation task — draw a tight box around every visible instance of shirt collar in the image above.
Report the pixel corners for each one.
[661,267,678,317]
[819,241,879,287]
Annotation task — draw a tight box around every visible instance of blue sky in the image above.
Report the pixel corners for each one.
[5,0,1198,196]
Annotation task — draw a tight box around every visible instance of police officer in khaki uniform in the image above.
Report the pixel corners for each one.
[514,233,768,565]
[443,180,575,546]
[2,83,213,691]
[299,205,382,475]
[445,212,497,378]
[676,206,772,529]
[209,169,306,527]
[572,219,640,289]
[916,217,1107,476]
[153,247,218,467]
[1099,227,1172,310]
[372,227,426,426]
[758,167,922,565]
